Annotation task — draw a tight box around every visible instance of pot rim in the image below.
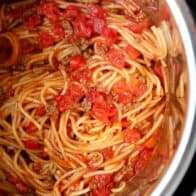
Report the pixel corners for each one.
[152,1,196,196]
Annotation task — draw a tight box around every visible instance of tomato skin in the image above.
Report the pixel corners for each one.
[102,147,113,161]
[55,94,73,112]
[125,45,141,60]
[123,128,141,143]
[112,79,133,104]
[107,48,125,68]
[38,32,54,48]
[27,15,41,30]
[36,106,46,116]
[23,140,41,150]
[52,23,65,39]
[69,55,86,70]
[25,122,37,134]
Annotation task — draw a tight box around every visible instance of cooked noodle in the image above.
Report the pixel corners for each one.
[0,0,186,195]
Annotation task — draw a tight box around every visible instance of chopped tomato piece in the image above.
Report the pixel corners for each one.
[72,15,93,38]
[102,27,117,45]
[38,32,54,48]
[87,89,118,123]
[125,45,141,60]
[88,4,106,19]
[112,79,133,104]
[92,174,114,189]
[71,67,92,85]
[102,147,113,161]
[134,148,152,174]
[127,21,150,34]
[55,94,73,112]
[121,119,130,128]
[37,2,60,23]
[92,188,111,196]
[52,23,65,39]
[25,122,37,134]
[123,128,141,143]
[67,82,85,102]
[107,48,125,68]
[36,106,46,116]
[23,140,41,150]
[69,55,86,70]
[62,5,81,19]
[26,15,41,31]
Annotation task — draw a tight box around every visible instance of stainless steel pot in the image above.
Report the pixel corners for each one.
[152,0,196,195]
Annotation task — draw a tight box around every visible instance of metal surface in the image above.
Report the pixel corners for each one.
[152,0,196,195]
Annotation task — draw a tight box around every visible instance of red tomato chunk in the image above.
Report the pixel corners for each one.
[107,48,125,68]
[25,122,37,134]
[125,45,141,60]
[38,32,54,48]
[37,2,60,23]
[102,147,113,161]
[26,15,41,30]
[91,174,114,196]
[112,79,133,104]
[69,55,86,70]
[55,94,73,112]
[36,106,46,116]
[123,128,142,143]
[87,89,118,123]
[23,140,41,150]
[52,23,65,39]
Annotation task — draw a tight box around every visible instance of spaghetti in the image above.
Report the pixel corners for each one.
[0,0,186,195]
